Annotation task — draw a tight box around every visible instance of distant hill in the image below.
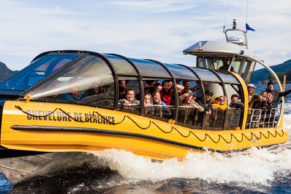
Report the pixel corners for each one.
[0,62,18,83]
[251,59,291,83]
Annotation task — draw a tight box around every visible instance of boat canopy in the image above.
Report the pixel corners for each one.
[0,52,81,94]
[22,50,240,98]
[18,50,244,130]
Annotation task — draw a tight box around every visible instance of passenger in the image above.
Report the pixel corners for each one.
[153,91,167,106]
[81,84,101,104]
[119,80,128,99]
[181,93,204,112]
[118,88,140,106]
[103,85,112,94]
[252,91,267,110]
[150,81,162,95]
[160,80,174,106]
[144,93,153,107]
[86,84,99,96]
[177,84,185,95]
[265,81,291,107]
[261,91,267,99]
[119,80,127,90]
[144,94,154,114]
[181,81,200,94]
[248,84,259,108]
[60,87,85,101]
[229,94,244,109]
[95,84,114,107]
[201,90,214,114]
[220,96,227,105]
[144,83,151,95]
[169,81,173,89]
[212,96,227,111]
[153,91,170,117]
[265,92,274,111]
[182,81,191,94]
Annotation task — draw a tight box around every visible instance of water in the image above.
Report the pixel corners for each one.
[1,84,291,193]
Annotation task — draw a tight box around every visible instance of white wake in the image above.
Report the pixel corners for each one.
[90,109,291,187]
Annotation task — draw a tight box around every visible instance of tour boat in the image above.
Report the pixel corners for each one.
[0,21,288,184]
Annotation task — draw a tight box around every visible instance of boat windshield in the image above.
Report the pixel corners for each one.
[27,55,114,108]
[0,53,80,91]
[197,57,232,71]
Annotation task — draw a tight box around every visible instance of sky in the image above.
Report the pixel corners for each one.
[0,0,290,70]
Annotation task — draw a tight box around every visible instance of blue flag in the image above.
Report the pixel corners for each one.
[246,23,255,31]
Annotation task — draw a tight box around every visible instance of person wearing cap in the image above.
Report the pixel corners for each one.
[247,84,257,96]
[199,90,214,114]
[212,96,227,111]
[265,81,291,107]
[247,83,260,108]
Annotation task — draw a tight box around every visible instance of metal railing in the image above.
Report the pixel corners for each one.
[246,108,280,129]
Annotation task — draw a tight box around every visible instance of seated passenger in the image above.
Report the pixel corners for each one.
[87,84,99,96]
[144,83,151,95]
[177,84,185,95]
[212,96,227,111]
[144,93,153,107]
[118,88,140,106]
[201,90,214,114]
[265,92,274,111]
[181,93,204,112]
[144,94,154,114]
[60,87,85,101]
[229,94,244,109]
[248,84,260,108]
[153,91,170,117]
[261,91,267,99]
[119,80,128,99]
[252,91,267,110]
[150,81,162,95]
[160,80,174,106]
[182,81,191,94]
[81,84,102,104]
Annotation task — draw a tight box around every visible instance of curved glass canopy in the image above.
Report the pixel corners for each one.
[0,53,80,91]
[5,51,240,103]
[0,50,244,130]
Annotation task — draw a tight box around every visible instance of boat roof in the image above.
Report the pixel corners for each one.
[183,41,257,60]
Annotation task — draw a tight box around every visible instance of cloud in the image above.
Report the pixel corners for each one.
[0,0,290,70]
[110,0,198,13]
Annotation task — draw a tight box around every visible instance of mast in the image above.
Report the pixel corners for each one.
[223,19,248,49]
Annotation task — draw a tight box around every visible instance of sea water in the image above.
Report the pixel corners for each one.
[1,84,291,193]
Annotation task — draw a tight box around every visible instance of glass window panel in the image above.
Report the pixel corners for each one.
[197,57,232,71]
[192,68,220,82]
[105,55,138,75]
[216,72,239,84]
[164,63,198,80]
[130,58,171,78]
[28,55,114,108]
[0,53,80,91]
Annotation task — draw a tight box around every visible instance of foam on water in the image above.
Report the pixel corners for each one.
[91,112,291,187]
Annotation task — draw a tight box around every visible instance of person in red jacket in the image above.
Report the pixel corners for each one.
[160,80,174,106]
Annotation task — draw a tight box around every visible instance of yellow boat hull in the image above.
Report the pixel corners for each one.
[0,101,288,160]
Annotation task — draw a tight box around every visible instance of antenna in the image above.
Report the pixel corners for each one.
[223,19,248,49]
[232,19,237,29]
